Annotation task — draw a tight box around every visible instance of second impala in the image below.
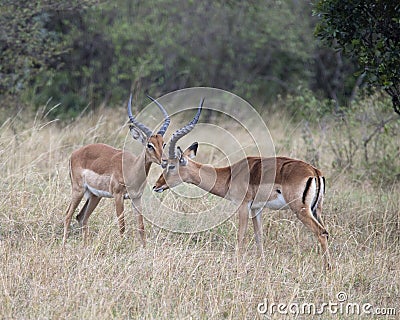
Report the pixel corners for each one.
[63,95,170,246]
[153,104,331,270]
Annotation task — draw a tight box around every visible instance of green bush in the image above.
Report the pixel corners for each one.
[327,93,399,185]
[284,86,336,122]
[282,89,399,185]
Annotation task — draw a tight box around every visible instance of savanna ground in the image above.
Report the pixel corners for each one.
[1,97,399,319]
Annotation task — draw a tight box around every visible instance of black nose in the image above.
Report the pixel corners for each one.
[153,185,164,193]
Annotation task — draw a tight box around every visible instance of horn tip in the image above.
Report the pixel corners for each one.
[146,95,156,102]
[199,97,205,109]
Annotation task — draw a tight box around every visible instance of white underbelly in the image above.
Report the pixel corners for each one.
[82,169,129,199]
[83,183,130,199]
[251,193,289,211]
[84,183,113,198]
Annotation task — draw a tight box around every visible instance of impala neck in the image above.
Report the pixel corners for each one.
[143,150,153,175]
[189,161,230,199]
[126,149,152,186]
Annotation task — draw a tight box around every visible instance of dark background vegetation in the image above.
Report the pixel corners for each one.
[3,0,395,116]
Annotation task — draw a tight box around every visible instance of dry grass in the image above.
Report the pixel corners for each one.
[0,105,399,319]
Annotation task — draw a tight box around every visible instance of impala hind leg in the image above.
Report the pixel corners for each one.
[314,199,331,270]
[81,195,101,245]
[63,191,84,246]
[296,207,331,270]
[131,198,145,247]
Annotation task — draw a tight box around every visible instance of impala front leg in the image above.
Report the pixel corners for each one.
[237,202,250,257]
[115,193,125,235]
[132,198,146,247]
[251,208,264,259]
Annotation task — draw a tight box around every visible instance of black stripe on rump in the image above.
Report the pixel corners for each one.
[322,176,326,194]
[311,176,321,215]
[302,177,314,204]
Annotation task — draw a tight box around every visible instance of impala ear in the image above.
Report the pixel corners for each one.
[129,125,147,145]
[184,142,198,159]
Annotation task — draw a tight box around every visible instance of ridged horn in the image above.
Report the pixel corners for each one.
[168,98,204,159]
[127,94,153,138]
[146,95,170,136]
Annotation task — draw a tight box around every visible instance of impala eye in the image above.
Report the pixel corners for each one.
[179,157,187,165]
[162,143,166,149]
[147,143,154,150]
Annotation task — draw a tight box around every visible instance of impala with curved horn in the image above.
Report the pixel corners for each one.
[153,104,331,270]
[63,94,170,246]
